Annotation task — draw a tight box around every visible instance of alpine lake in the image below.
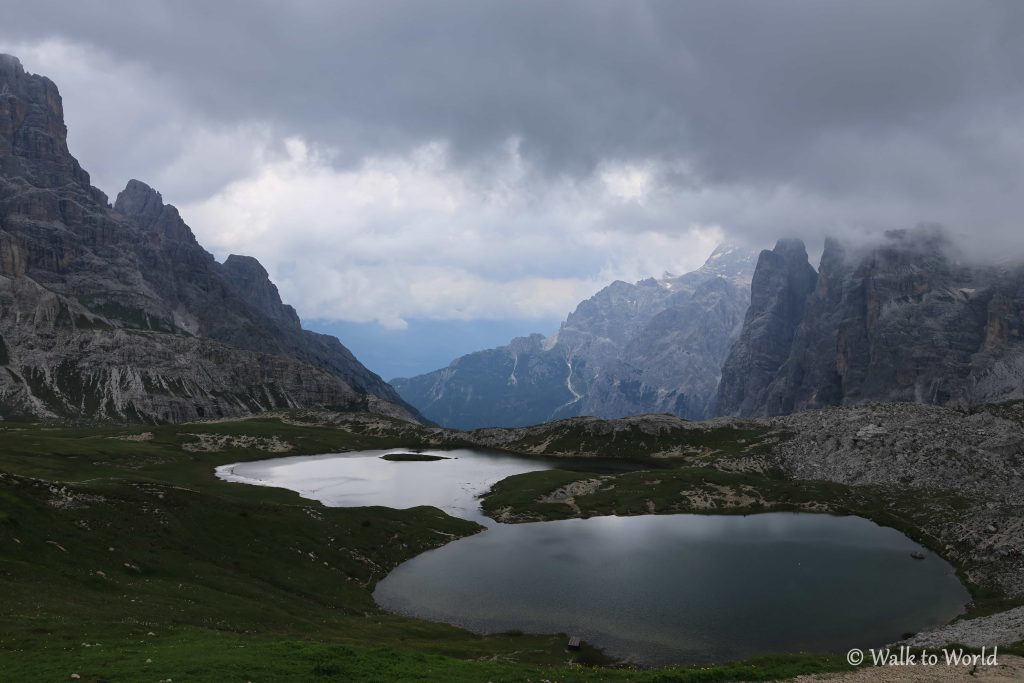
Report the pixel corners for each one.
[218,448,969,666]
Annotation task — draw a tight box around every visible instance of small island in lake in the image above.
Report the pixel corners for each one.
[381,452,451,462]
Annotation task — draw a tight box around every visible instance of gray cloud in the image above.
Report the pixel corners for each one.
[3,0,1024,326]
[6,2,1023,170]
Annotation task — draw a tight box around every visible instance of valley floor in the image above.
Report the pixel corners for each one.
[1,402,1022,681]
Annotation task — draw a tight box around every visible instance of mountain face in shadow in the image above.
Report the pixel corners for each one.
[717,228,1024,417]
[0,54,418,422]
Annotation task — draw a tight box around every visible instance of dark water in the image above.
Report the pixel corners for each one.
[375,513,968,665]
[219,449,968,665]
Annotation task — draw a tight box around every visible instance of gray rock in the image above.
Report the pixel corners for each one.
[221,254,301,332]
[393,244,756,428]
[0,54,417,423]
[901,605,1024,648]
[391,333,574,429]
[715,239,818,416]
[768,401,1024,595]
[716,228,1024,417]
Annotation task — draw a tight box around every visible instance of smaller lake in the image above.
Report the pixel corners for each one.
[216,448,647,525]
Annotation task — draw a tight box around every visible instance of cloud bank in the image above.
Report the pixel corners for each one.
[4,1,1024,326]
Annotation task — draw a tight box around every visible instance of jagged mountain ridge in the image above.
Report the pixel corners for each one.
[0,54,417,422]
[392,245,756,429]
[716,228,1024,417]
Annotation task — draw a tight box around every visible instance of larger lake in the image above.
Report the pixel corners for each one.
[219,448,969,665]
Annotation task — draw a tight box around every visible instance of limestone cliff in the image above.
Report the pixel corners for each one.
[716,228,1024,416]
[714,239,818,416]
[0,54,417,422]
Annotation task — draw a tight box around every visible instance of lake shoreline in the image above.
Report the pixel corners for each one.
[216,445,977,666]
[217,403,1024,660]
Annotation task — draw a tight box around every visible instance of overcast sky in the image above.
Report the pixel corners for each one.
[3,1,1024,350]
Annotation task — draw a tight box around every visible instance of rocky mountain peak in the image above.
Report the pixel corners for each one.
[110,178,198,248]
[223,254,270,279]
[819,236,847,268]
[395,242,756,427]
[0,53,97,196]
[0,53,23,77]
[656,244,758,295]
[717,225,1024,417]
[772,237,809,260]
[114,179,165,224]
[507,333,547,354]
[714,239,819,416]
[221,254,301,331]
[748,239,818,312]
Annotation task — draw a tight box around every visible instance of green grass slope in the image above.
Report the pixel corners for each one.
[0,417,851,681]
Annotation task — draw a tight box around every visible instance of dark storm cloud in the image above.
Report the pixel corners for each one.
[5,1,1023,178]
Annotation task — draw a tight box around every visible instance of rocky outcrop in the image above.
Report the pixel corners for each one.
[716,229,1024,417]
[221,254,301,331]
[0,54,418,422]
[770,402,1024,507]
[0,53,105,204]
[767,401,1024,596]
[714,239,818,416]
[584,275,749,419]
[901,605,1024,649]
[392,244,756,428]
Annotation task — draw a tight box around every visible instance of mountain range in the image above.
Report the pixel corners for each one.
[0,54,417,422]
[392,245,757,428]
[397,229,1024,427]
[716,228,1024,416]
[4,54,1022,428]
